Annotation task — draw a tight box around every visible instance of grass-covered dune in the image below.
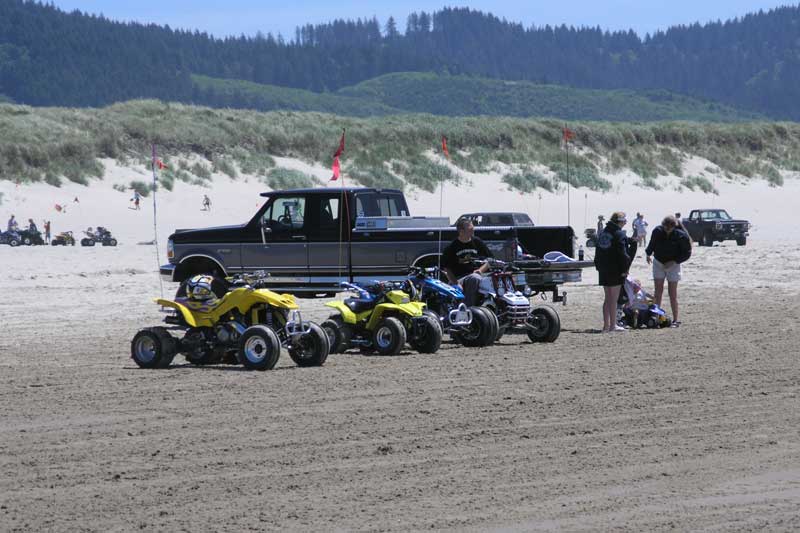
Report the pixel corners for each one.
[0,100,797,193]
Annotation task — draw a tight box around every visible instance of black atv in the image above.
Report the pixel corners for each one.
[19,229,45,246]
[81,227,118,247]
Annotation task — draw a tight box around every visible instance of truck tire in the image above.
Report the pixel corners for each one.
[527,306,561,343]
[289,322,330,367]
[736,236,747,246]
[372,317,406,356]
[321,315,352,354]
[409,311,442,353]
[131,327,177,369]
[238,325,281,370]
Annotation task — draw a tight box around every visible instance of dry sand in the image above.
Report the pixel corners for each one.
[1,160,799,531]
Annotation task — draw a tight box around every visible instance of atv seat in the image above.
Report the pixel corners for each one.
[344,297,375,314]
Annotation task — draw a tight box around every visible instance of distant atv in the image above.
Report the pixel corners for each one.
[51,231,76,246]
[322,281,442,356]
[0,230,22,247]
[682,209,750,246]
[81,226,118,246]
[131,272,330,370]
[19,229,44,246]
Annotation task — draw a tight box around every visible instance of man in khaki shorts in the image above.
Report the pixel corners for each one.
[645,215,692,327]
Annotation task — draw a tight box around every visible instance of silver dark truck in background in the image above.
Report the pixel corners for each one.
[161,188,591,299]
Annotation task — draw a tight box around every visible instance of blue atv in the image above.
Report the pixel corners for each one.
[406,266,498,347]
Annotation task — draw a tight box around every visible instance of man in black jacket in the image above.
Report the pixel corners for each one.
[443,218,491,306]
[645,215,692,326]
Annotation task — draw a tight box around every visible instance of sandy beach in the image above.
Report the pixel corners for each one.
[1,161,799,531]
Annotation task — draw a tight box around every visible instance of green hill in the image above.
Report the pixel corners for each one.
[191,73,761,122]
[337,73,762,122]
[191,75,399,117]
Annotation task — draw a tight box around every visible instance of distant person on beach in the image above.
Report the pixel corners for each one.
[43,220,51,244]
[594,212,630,333]
[632,213,649,247]
[7,214,18,232]
[646,215,692,328]
[674,212,683,229]
[28,218,38,233]
[596,215,605,235]
[131,190,141,210]
[202,194,211,211]
[74,196,79,203]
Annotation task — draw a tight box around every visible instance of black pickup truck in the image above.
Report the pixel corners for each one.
[161,187,591,299]
[682,209,751,246]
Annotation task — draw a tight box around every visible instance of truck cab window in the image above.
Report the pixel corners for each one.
[263,197,305,231]
[355,192,408,217]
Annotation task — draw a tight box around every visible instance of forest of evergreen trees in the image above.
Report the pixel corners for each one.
[1,0,799,119]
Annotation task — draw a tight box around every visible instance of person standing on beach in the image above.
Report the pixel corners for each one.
[43,220,51,244]
[594,212,630,332]
[7,214,17,232]
[202,194,211,211]
[596,215,605,235]
[131,190,141,210]
[632,213,649,247]
[646,215,692,327]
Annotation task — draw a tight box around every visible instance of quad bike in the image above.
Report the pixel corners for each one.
[131,272,330,370]
[0,230,21,247]
[322,281,442,356]
[81,226,118,246]
[406,266,498,347]
[19,229,44,246]
[51,231,76,246]
[616,278,672,329]
[476,258,561,343]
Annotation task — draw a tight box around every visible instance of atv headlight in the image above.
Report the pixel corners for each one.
[497,285,505,297]
[523,286,532,297]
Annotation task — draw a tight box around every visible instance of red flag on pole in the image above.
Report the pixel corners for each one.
[442,135,450,159]
[156,159,167,170]
[330,129,346,181]
[562,126,575,143]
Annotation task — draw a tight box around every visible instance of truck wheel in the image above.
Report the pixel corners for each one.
[289,323,330,367]
[372,317,406,356]
[527,306,561,343]
[453,306,494,347]
[321,315,352,354]
[701,232,714,247]
[131,327,177,369]
[237,325,281,370]
[736,236,747,246]
[410,311,442,353]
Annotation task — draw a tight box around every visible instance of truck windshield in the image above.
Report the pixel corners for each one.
[355,192,408,217]
[701,210,732,220]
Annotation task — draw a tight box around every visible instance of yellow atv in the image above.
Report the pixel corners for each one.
[131,273,329,370]
[322,281,442,356]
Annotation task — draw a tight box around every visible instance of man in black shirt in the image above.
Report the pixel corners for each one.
[442,218,492,306]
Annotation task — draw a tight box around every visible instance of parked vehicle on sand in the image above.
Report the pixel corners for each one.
[81,226,118,246]
[406,265,498,347]
[51,231,76,246]
[456,212,534,227]
[322,280,442,356]
[131,272,330,370]
[0,230,21,247]
[161,188,587,304]
[475,259,561,343]
[19,229,44,246]
[682,209,750,246]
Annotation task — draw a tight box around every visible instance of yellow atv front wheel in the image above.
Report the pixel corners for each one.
[237,325,281,370]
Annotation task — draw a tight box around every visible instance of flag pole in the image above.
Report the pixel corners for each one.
[564,125,571,228]
[151,144,164,298]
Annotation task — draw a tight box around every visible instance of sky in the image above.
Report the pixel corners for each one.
[48,1,794,39]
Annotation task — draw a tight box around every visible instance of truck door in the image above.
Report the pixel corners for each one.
[305,193,350,284]
[240,195,309,282]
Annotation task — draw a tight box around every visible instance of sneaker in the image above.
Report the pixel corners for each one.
[670,321,681,328]
[611,325,626,332]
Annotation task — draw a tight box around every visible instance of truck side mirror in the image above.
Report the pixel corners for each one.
[260,219,272,233]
